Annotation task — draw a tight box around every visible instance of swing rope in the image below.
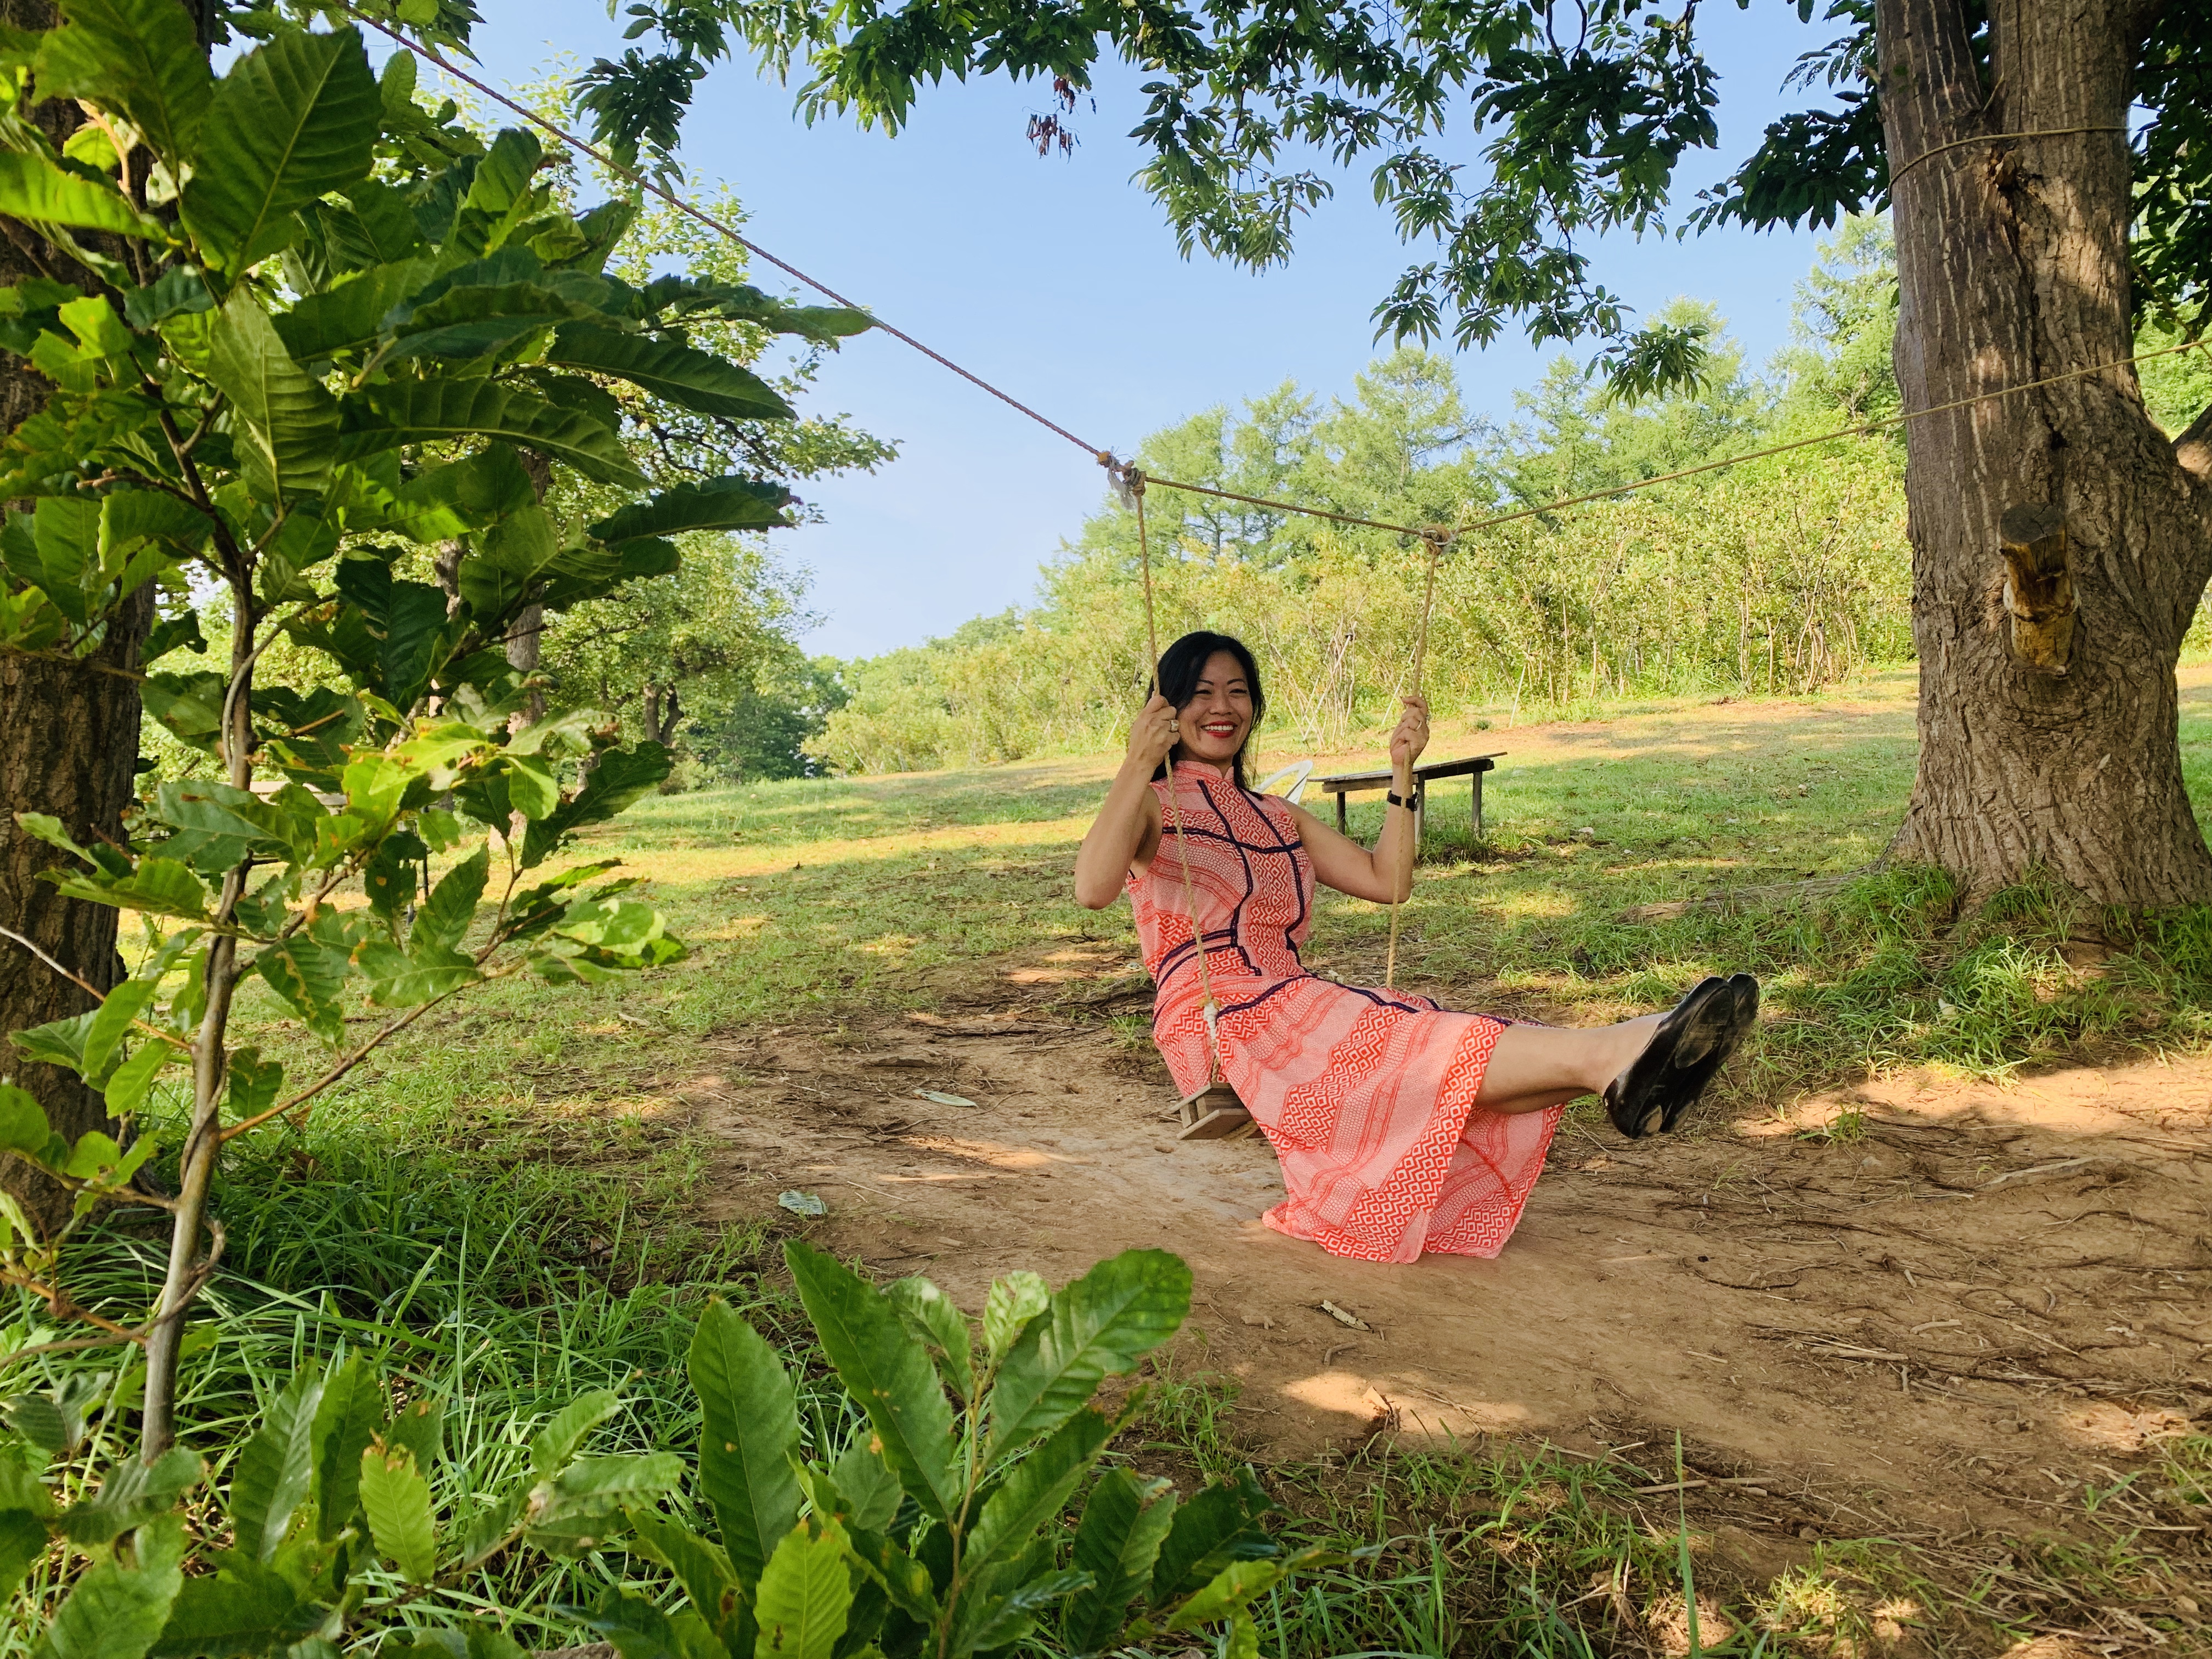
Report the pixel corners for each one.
[1128,469,1224,1093]
[1383,529,1446,990]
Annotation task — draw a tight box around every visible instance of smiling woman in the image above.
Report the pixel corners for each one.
[1074,630,1764,1265]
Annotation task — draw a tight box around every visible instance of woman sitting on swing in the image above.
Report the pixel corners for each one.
[1075,630,1759,1265]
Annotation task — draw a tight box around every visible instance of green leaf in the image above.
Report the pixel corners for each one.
[546,323,792,420]
[528,1389,620,1478]
[229,1365,321,1561]
[10,1008,95,1076]
[331,557,453,708]
[253,931,349,1042]
[964,1406,1113,1579]
[272,257,428,360]
[354,939,478,1008]
[0,1508,46,1604]
[122,267,212,330]
[567,1588,720,1659]
[35,0,212,167]
[338,380,645,488]
[139,671,224,750]
[782,1240,959,1522]
[884,1277,974,1403]
[501,753,559,820]
[989,1250,1190,1454]
[311,179,422,270]
[751,1525,851,1659]
[36,1514,184,1659]
[687,1298,802,1589]
[44,855,211,925]
[310,1355,381,1541]
[11,495,101,624]
[0,1085,66,1170]
[982,1271,1048,1362]
[827,1436,902,1533]
[180,25,379,273]
[4,1395,71,1458]
[102,1041,172,1114]
[1063,1470,1179,1655]
[60,1448,201,1546]
[358,1443,438,1583]
[410,844,487,959]
[548,1452,683,1504]
[222,1048,283,1122]
[383,1394,444,1472]
[148,1554,317,1656]
[588,476,793,545]
[367,445,536,543]
[80,977,156,1079]
[1163,1556,1296,1632]
[207,291,338,503]
[1148,1470,1276,1606]
[623,1508,740,1633]
[153,778,308,871]
[0,151,167,239]
[520,743,672,869]
[961,1568,1094,1653]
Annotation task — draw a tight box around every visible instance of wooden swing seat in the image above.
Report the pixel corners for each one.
[1176,1082,1258,1141]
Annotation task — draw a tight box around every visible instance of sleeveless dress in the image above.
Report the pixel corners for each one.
[1127,762,1561,1263]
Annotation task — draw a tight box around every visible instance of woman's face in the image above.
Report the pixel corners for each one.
[1177,650,1255,766]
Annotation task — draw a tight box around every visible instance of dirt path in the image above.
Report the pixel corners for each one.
[667,953,2210,1556]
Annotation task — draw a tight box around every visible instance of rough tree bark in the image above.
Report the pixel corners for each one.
[0,0,155,1227]
[1878,0,2212,905]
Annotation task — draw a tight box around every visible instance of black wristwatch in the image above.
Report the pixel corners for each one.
[1386,790,1412,809]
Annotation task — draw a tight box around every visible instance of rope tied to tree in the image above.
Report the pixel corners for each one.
[1888,125,2128,186]
[1120,459,1226,1092]
[1384,528,1448,990]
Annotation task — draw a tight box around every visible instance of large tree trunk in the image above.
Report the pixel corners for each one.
[0,0,154,1227]
[1878,0,2212,905]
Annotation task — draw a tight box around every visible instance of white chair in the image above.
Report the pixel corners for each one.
[1254,759,1314,804]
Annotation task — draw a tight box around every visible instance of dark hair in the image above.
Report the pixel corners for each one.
[1150,631,1267,787]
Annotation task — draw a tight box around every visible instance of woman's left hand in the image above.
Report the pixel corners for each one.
[1389,694,1430,777]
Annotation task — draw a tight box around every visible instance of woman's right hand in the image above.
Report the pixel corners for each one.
[1125,693,1181,772]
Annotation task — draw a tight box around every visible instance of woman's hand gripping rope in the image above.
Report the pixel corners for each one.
[1389,693,1431,788]
[1128,693,1182,774]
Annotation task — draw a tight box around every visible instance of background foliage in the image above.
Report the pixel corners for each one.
[817,222,1915,775]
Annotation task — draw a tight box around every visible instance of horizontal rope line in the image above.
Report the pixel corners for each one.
[1138,335,2211,545]
[336,9,2200,563]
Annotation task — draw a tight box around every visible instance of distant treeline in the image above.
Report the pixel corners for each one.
[818,222,1926,773]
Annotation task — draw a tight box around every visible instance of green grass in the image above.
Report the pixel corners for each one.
[17,664,2212,1652]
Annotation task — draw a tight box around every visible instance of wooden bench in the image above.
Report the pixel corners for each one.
[1314,753,1502,851]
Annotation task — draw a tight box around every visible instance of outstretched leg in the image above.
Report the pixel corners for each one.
[1472,1015,1663,1117]
[1475,975,1760,1136]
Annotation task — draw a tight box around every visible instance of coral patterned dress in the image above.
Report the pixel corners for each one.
[1128,762,1561,1263]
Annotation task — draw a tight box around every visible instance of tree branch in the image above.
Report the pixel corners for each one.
[2175,398,2212,491]
[219,969,515,1142]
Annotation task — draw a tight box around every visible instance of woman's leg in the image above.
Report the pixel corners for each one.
[1472,1015,1663,1117]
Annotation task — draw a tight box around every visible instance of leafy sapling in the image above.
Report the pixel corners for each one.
[0,0,866,1452]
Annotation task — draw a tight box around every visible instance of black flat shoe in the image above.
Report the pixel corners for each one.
[1603,973,1760,1139]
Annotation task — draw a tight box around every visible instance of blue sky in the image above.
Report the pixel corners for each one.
[452,1,1847,657]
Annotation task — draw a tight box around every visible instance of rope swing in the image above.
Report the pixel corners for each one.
[1384,529,1446,991]
[1124,448,1447,1001]
[1125,466,1225,1095]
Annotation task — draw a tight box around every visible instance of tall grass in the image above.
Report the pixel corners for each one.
[2,1090,795,1650]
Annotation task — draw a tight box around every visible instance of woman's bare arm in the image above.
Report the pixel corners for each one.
[1074,694,1178,909]
[1289,695,1430,903]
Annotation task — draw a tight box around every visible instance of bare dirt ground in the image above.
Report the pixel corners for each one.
[662,944,2211,1583]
